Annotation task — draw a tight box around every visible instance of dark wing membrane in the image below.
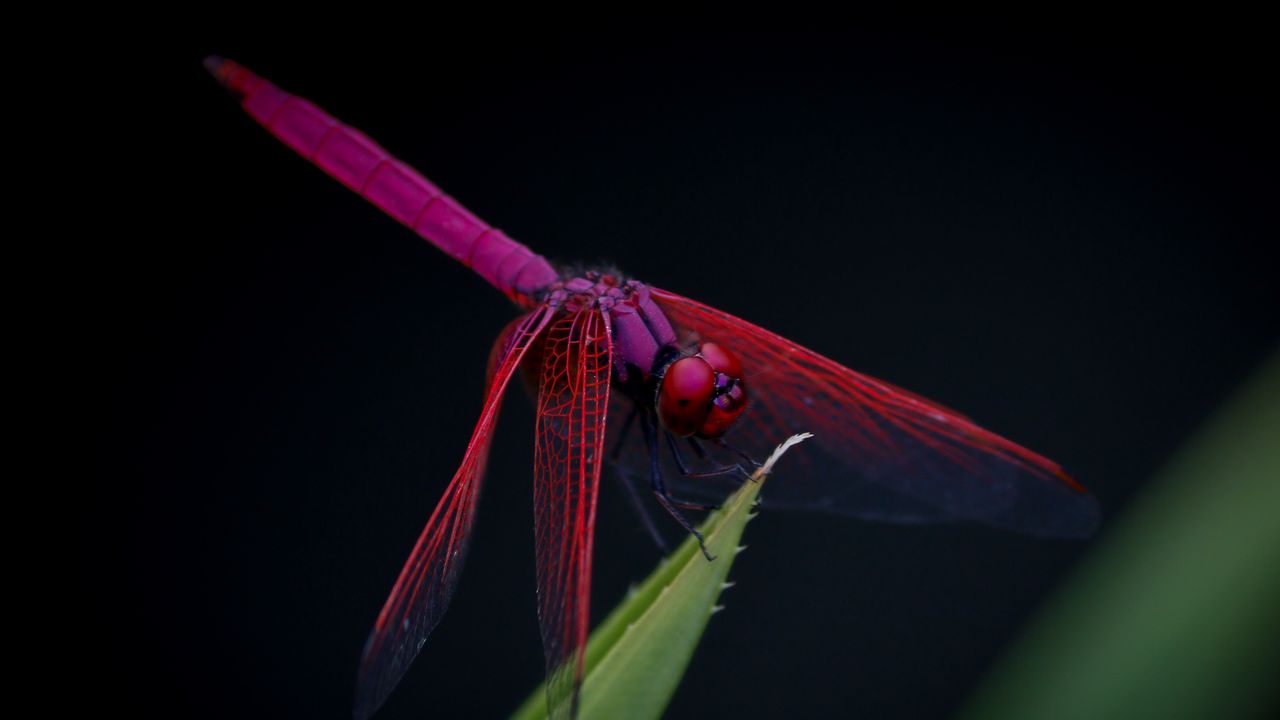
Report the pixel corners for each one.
[532,310,612,719]
[649,288,1099,538]
[354,307,554,720]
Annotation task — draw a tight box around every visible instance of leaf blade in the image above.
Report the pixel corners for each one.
[511,434,812,720]
[962,352,1280,720]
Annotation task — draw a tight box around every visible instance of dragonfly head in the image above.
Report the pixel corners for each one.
[656,342,748,438]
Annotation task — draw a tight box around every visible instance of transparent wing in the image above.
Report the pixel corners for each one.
[532,309,612,719]
[641,288,1099,538]
[354,306,554,720]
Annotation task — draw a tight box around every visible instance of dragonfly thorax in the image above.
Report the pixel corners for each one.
[543,270,633,313]
[545,271,682,393]
[543,271,749,438]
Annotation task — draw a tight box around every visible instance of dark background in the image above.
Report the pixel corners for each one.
[100,24,1276,719]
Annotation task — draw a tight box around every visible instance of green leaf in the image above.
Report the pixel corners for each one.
[510,433,813,720]
[962,350,1280,720]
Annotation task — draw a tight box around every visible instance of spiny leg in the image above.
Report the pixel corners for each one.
[641,409,714,561]
[669,433,756,484]
[706,436,763,468]
[608,403,668,551]
[614,467,669,552]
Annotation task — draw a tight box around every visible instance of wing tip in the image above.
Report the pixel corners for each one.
[1053,466,1088,494]
[1038,473,1103,539]
[352,658,390,720]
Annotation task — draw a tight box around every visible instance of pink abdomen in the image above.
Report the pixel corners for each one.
[206,57,557,305]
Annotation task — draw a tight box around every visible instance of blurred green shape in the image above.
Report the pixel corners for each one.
[963,351,1280,720]
[511,434,812,720]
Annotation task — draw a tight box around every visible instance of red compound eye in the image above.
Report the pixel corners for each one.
[699,342,742,378]
[658,357,715,438]
[698,378,747,437]
[697,342,748,437]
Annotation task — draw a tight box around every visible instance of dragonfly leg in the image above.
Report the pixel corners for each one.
[669,434,756,484]
[642,410,714,561]
[707,436,763,468]
[616,469,670,552]
[607,402,668,551]
[656,432,727,508]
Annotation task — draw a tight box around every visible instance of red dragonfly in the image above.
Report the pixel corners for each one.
[207,58,1099,719]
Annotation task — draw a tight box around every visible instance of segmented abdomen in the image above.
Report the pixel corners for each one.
[207,57,557,305]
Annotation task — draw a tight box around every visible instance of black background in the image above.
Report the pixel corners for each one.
[100,23,1276,719]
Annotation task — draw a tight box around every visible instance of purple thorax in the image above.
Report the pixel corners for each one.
[542,271,678,387]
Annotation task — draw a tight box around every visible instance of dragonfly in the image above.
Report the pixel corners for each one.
[206,57,1099,720]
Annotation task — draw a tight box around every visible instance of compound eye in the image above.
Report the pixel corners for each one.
[699,342,742,379]
[658,357,715,438]
[697,378,747,437]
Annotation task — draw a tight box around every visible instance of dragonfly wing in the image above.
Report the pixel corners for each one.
[533,309,612,719]
[354,306,554,720]
[648,288,1100,538]
[605,390,946,528]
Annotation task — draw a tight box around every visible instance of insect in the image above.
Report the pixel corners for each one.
[206,57,1099,720]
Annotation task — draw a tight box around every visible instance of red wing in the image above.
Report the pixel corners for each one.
[648,288,1099,538]
[354,306,554,720]
[532,309,612,719]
